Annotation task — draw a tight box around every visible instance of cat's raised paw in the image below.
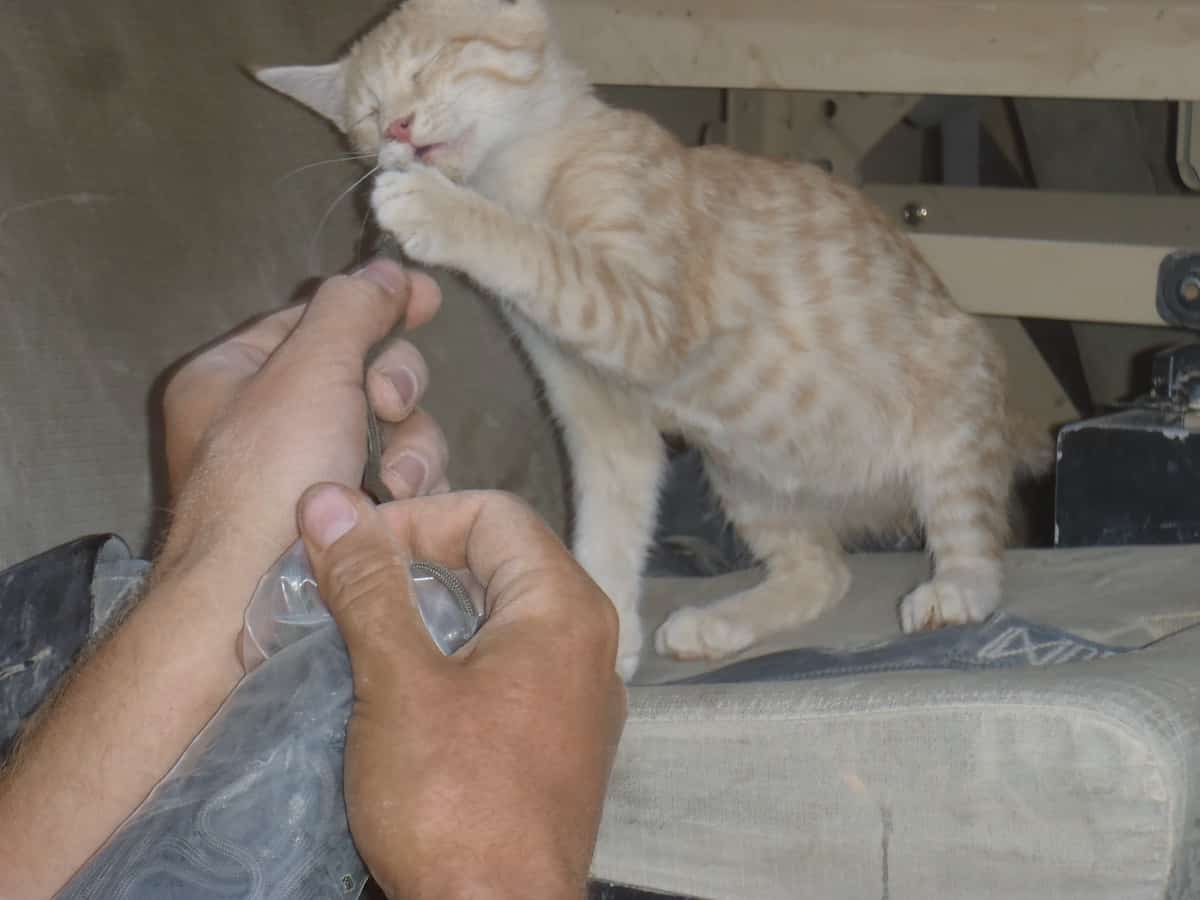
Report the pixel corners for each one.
[654,606,756,662]
[370,167,469,267]
[899,573,1000,633]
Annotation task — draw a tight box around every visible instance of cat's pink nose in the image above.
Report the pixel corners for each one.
[385,116,414,143]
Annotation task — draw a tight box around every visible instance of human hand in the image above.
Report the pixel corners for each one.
[297,485,627,900]
[158,259,449,655]
[0,261,460,899]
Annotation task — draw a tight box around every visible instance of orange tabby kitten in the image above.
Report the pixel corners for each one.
[257,0,1050,681]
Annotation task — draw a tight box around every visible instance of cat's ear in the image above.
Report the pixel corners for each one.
[252,62,349,132]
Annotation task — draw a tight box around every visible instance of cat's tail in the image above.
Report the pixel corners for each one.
[1007,412,1056,480]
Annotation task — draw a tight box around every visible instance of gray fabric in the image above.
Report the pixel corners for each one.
[70,543,1200,899]
[676,612,1132,685]
[598,627,1200,899]
[595,544,1200,899]
[58,625,364,900]
[633,544,1200,684]
[6,540,1198,898]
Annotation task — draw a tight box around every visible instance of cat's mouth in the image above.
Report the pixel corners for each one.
[378,127,473,172]
[414,143,446,161]
[414,126,474,165]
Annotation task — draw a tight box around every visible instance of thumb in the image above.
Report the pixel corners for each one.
[281,259,413,370]
[298,483,445,672]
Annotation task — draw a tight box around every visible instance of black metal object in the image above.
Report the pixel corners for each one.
[1055,343,1200,547]
[1150,341,1200,409]
[646,444,754,578]
[1156,250,1200,329]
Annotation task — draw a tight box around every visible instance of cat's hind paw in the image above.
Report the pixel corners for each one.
[654,606,756,662]
[616,652,640,684]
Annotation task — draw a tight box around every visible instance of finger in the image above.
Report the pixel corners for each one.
[365,340,429,422]
[298,484,446,673]
[163,303,308,427]
[401,270,442,331]
[376,492,590,617]
[170,303,308,386]
[221,303,308,361]
[377,410,450,499]
[278,259,414,371]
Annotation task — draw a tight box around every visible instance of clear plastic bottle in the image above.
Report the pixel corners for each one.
[241,540,483,670]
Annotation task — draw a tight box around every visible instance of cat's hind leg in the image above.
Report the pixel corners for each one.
[655,467,850,661]
[899,426,1013,633]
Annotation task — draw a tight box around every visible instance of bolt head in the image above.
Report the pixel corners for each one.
[1180,274,1200,305]
[902,203,929,227]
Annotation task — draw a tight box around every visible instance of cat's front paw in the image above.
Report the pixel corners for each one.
[654,606,756,662]
[371,167,472,267]
[899,572,1001,633]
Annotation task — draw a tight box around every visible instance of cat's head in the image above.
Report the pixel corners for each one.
[254,0,564,182]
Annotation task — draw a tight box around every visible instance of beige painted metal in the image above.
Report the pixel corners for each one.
[1178,102,1200,191]
[864,185,1200,247]
[554,0,1200,101]
[982,318,1079,428]
[862,185,1199,325]
[912,234,1166,325]
[725,91,918,182]
[979,98,1025,175]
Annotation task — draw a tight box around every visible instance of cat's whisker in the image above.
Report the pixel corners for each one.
[308,165,381,272]
[356,204,375,263]
[349,109,378,132]
[274,153,377,186]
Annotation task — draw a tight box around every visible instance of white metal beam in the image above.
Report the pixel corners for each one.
[555,0,1200,101]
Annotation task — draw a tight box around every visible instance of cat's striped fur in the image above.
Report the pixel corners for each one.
[257,0,1051,680]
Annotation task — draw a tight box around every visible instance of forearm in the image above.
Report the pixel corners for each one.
[0,563,250,897]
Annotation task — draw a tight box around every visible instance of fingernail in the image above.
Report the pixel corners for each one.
[355,258,409,296]
[388,451,429,497]
[301,485,359,549]
[389,365,419,409]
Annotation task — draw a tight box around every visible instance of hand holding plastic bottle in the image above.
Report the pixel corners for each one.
[298,484,628,900]
[0,258,452,897]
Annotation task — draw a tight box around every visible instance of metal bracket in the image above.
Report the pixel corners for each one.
[1157,250,1200,330]
[720,91,918,183]
[1177,101,1200,192]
